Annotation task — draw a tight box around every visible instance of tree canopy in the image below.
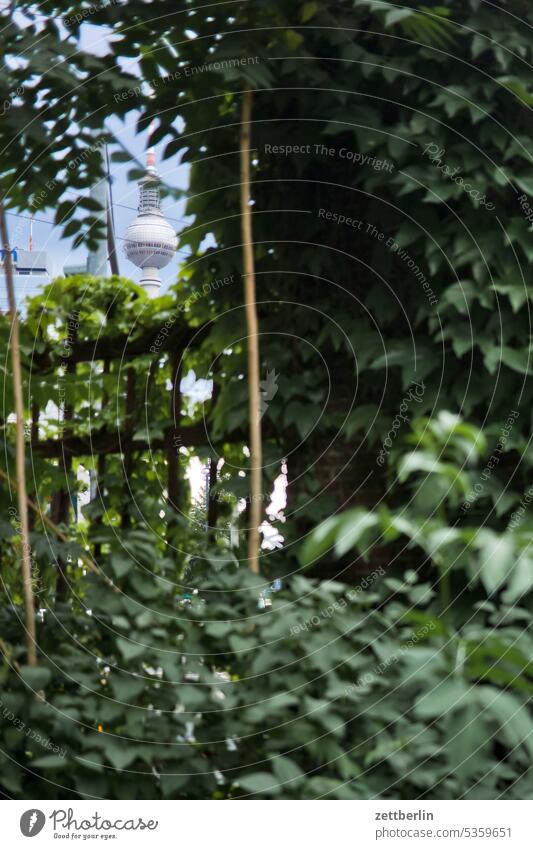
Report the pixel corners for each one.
[1,0,532,800]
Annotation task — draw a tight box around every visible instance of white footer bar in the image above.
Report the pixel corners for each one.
[4,800,530,848]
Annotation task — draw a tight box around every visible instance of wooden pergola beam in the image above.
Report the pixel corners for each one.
[30,423,207,458]
[30,321,209,371]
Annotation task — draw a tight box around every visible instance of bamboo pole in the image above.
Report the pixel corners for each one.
[240,88,261,574]
[0,196,38,666]
[167,354,181,512]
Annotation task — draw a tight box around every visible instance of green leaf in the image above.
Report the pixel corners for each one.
[110,554,132,579]
[271,755,305,785]
[160,772,191,797]
[285,30,304,51]
[238,772,277,795]
[334,509,380,557]
[502,552,533,603]
[111,675,145,702]
[385,8,414,26]
[31,754,66,769]
[301,2,318,22]
[116,637,145,662]
[300,515,341,565]
[19,666,52,691]
[477,687,533,759]
[105,743,140,771]
[478,532,515,594]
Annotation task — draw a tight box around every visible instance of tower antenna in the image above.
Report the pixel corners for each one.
[146,120,156,172]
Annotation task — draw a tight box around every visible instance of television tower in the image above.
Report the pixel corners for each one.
[123,133,177,297]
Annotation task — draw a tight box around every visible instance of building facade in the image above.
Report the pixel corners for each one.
[0,248,51,313]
